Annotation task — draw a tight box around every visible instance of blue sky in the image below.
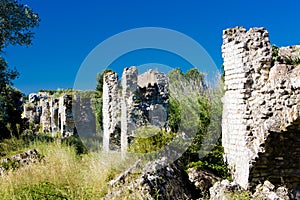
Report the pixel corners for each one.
[4,0,300,94]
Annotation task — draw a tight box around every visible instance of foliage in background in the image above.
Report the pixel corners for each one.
[126,67,228,178]
[0,136,30,158]
[0,0,39,139]
[188,76,228,178]
[0,86,24,138]
[0,0,40,50]
[167,68,207,135]
[38,88,74,97]
[167,68,209,155]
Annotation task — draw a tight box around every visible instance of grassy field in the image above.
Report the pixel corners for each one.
[0,138,129,200]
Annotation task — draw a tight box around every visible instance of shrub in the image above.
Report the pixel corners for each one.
[129,127,174,154]
[187,143,231,179]
[0,137,29,158]
[283,56,300,66]
[61,135,88,155]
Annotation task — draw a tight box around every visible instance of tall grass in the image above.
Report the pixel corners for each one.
[0,140,123,199]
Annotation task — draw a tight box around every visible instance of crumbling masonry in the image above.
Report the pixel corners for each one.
[102,67,169,152]
[23,92,95,137]
[222,27,300,190]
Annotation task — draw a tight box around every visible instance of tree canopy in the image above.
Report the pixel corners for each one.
[0,0,39,138]
[0,0,39,50]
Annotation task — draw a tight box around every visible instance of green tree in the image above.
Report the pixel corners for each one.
[168,68,229,177]
[167,68,207,134]
[167,97,181,132]
[0,0,39,50]
[0,0,39,138]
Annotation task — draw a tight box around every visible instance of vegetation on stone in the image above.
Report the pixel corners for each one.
[0,1,299,198]
[222,27,300,194]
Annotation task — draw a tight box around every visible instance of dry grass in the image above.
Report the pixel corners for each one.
[0,140,129,199]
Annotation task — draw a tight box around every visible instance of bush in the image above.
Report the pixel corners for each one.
[187,143,231,179]
[167,69,228,179]
[61,135,88,155]
[168,97,181,132]
[272,44,279,65]
[129,127,174,154]
[0,137,29,158]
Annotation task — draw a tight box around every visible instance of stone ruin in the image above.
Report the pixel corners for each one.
[23,66,168,152]
[0,149,41,176]
[102,66,169,152]
[222,27,300,191]
[23,92,96,137]
[20,27,300,198]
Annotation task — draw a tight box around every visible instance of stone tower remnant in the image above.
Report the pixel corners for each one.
[121,67,139,153]
[103,71,120,152]
[222,27,300,190]
[102,66,169,153]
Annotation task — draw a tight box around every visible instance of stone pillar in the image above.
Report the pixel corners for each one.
[102,72,119,152]
[50,98,59,136]
[40,95,51,133]
[222,27,272,188]
[59,95,75,137]
[121,66,138,155]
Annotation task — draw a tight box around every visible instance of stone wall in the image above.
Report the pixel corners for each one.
[102,67,169,153]
[23,92,95,137]
[222,26,300,190]
[59,94,75,137]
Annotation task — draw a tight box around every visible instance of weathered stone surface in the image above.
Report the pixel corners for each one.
[121,66,139,153]
[209,180,243,200]
[23,92,95,137]
[28,93,39,103]
[252,181,290,200]
[23,103,41,125]
[105,158,200,200]
[102,67,169,153]
[103,72,120,152]
[59,94,75,137]
[278,45,300,64]
[139,160,198,200]
[187,168,221,196]
[40,94,51,133]
[0,149,41,176]
[222,26,300,190]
